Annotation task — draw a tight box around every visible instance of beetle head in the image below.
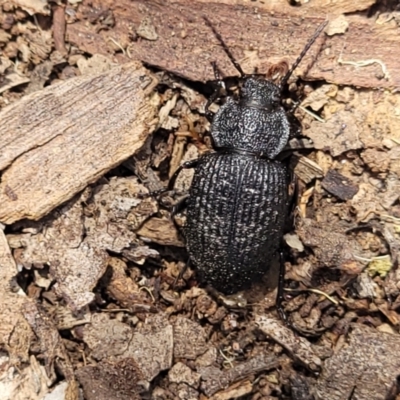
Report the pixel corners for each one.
[240,77,281,109]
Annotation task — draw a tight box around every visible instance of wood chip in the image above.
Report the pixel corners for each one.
[211,380,253,400]
[52,4,67,55]
[321,169,359,200]
[137,217,184,247]
[0,72,30,94]
[255,315,321,372]
[291,155,324,184]
[0,62,159,224]
[199,353,278,397]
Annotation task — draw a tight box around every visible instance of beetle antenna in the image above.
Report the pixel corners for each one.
[279,20,328,89]
[203,16,245,77]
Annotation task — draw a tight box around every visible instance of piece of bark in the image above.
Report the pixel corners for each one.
[173,317,209,360]
[105,257,151,310]
[83,176,158,253]
[305,109,364,157]
[296,218,364,275]
[66,0,398,89]
[199,353,279,397]
[10,0,50,15]
[136,217,184,247]
[83,313,173,382]
[321,169,359,200]
[22,301,78,399]
[0,72,30,93]
[314,323,400,400]
[255,315,322,372]
[0,229,33,365]
[0,61,159,224]
[12,192,110,311]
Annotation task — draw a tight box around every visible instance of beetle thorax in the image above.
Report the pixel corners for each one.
[211,78,291,159]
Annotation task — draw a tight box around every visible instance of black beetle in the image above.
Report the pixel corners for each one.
[166,19,327,315]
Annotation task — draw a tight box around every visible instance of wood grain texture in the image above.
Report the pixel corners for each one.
[0,62,159,224]
[66,0,398,89]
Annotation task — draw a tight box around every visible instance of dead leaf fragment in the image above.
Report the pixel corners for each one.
[127,314,173,381]
[84,176,158,253]
[83,313,132,360]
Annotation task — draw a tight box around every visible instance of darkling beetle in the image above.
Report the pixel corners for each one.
[162,19,327,320]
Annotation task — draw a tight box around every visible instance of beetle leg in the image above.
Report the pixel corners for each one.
[172,258,191,289]
[278,170,298,324]
[276,250,289,324]
[286,170,299,230]
[288,111,303,139]
[171,195,190,233]
[171,195,189,219]
[205,92,218,122]
[168,159,199,191]
[141,159,199,200]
